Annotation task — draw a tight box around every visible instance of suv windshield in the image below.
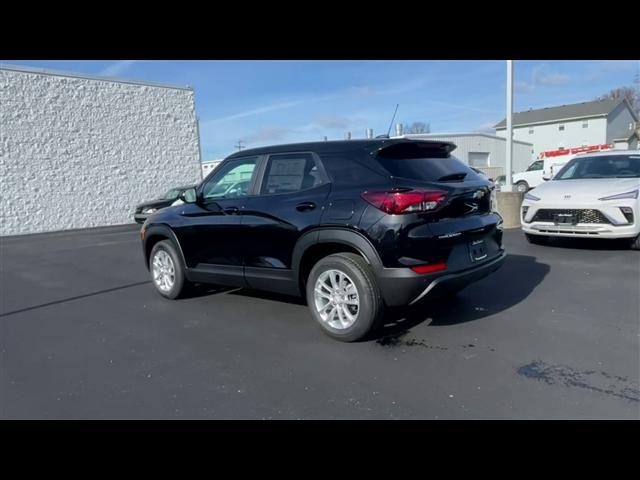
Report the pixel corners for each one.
[555,154,640,180]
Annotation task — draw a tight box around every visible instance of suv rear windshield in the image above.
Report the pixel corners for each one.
[374,141,483,182]
[376,154,482,182]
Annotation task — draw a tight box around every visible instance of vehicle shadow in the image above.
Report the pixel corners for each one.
[181,254,550,343]
[227,288,307,306]
[180,284,241,299]
[536,236,632,251]
[372,253,550,340]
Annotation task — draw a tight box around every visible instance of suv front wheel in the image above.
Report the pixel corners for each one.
[306,253,384,342]
[149,240,191,299]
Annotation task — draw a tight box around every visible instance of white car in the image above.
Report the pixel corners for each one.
[521,150,640,249]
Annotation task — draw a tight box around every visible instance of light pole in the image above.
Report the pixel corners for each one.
[505,60,514,191]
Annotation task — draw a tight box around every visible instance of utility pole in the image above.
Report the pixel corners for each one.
[235,140,245,152]
[505,60,514,191]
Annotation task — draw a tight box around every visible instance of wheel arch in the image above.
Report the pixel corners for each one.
[293,228,383,293]
[142,224,186,270]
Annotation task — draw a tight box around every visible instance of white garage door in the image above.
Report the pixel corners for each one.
[468,152,490,167]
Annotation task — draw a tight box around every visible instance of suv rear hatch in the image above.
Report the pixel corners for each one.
[362,140,503,271]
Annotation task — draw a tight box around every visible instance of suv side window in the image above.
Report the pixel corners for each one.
[260,153,327,195]
[201,156,258,201]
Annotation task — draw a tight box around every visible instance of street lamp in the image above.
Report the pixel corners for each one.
[505,60,514,192]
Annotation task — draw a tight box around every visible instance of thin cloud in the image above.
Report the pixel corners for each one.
[241,126,292,143]
[423,99,502,115]
[474,121,498,133]
[517,63,571,93]
[210,99,307,123]
[587,60,639,80]
[536,72,570,86]
[207,78,435,125]
[99,60,137,77]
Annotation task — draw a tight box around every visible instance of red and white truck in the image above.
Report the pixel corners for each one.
[512,144,614,192]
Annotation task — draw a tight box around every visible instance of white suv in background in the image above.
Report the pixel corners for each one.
[521,150,640,249]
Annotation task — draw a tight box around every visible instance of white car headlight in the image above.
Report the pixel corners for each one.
[143,207,158,214]
[524,192,541,201]
[598,189,639,201]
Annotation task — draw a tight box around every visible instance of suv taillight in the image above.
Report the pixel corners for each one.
[361,188,447,214]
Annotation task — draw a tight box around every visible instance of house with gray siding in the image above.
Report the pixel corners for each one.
[494,98,639,158]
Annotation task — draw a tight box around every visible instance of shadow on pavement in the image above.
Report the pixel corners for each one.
[373,253,550,340]
[534,236,633,251]
[181,254,550,342]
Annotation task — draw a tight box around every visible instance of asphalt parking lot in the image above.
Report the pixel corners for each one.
[1,225,638,419]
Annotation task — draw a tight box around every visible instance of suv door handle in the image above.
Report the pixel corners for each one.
[296,202,316,212]
[223,206,240,215]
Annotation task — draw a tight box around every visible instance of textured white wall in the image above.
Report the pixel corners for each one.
[0,67,202,236]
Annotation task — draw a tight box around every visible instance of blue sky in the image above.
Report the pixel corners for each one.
[3,60,638,160]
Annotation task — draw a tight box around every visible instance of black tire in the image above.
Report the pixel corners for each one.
[306,253,384,342]
[525,233,548,245]
[630,234,640,250]
[515,181,529,193]
[149,239,191,299]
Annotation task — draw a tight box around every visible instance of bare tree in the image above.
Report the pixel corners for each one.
[405,122,431,134]
[596,78,640,116]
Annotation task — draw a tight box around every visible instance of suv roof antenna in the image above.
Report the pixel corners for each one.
[386,104,399,137]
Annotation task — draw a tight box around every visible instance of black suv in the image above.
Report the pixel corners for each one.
[140,139,505,341]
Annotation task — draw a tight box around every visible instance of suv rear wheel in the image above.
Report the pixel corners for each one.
[149,240,191,299]
[306,253,384,342]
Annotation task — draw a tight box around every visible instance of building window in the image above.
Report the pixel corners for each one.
[528,128,534,134]
[468,152,490,168]
[582,120,588,128]
[559,124,565,131]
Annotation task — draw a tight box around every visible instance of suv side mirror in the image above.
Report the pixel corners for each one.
[179,187,198,204]
[542,173,551,181]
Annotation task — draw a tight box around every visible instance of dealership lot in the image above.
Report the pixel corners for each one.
[1,226,638,419]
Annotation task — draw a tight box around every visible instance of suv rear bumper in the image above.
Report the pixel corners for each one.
[375,251,506,306]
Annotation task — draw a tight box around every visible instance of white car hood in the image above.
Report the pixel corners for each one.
[531,178,640,202]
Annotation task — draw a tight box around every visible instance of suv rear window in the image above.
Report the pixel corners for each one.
[376,154,482,182]
[374,141,482,182]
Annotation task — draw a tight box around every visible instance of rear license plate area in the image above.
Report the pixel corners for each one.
[469,240,488,262]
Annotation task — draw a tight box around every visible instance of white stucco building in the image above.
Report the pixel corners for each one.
[0,64,202,236]
[494,98,639,158]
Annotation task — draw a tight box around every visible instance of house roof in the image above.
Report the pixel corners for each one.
[494,98,630,129]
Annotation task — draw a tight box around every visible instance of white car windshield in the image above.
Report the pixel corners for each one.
[555,154,640,180]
